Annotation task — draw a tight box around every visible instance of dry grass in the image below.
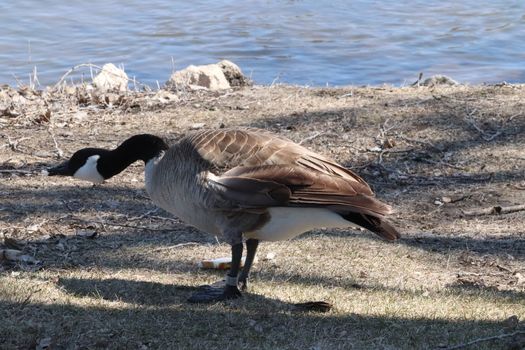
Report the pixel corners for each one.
[1,83,525,349]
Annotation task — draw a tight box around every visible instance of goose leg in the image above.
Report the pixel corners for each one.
[221,242,243,299]
[238,239,259,291]
[188,242,243,303]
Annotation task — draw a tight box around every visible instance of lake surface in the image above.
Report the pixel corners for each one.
[1,0,524,87]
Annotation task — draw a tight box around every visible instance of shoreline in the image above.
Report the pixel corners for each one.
[2,77,524,125]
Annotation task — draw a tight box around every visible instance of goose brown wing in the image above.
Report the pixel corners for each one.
[211,165,391,216]
[189,128,373,196]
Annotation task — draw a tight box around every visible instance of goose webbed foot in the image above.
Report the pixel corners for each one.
[188,284,242,303]
[188,239,258,303]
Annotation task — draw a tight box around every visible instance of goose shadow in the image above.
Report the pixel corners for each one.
[1,296,516,350]
[56,272,525,308]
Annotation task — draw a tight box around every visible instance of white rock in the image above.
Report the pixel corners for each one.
[93,63,128,92]
[167,63,230,91]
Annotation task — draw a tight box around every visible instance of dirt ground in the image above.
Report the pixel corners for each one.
[1,82,524,349]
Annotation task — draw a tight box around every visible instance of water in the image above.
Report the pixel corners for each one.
[1,0,524,87]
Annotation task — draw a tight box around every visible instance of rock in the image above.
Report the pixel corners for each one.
[441,196,452,203]
[422,75,458,87]
[264,252,276,261]
[0,249,39,264]
[217,60,250,87]
[151,90,179,104]
[93,63,128,92]
[167,63,230,91]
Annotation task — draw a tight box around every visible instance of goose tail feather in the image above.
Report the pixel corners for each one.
[342,212,400,241]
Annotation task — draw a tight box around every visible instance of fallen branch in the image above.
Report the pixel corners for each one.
[54,63,104,89]
[442,330,525,350]
[153,242,200,251]
[48,128,64,159]
[299,132,323,145]
[0,169,35,175]
[449,195,471,203]
[0,136,31,152]
[148,215,181,224]
[462,204,525,216]
[464,112,502,141]
[93,220,173,232]
[62,216,174,232]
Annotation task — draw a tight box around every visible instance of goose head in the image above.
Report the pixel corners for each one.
[48,134,169,184]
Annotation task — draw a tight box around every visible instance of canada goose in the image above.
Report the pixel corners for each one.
[48,128,400,303]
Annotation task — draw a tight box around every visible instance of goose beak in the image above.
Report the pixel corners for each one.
[48,161,72,176]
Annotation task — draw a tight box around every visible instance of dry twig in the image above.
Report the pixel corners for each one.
[0,169,35,175]
[54,64,104,89]
[299,132,323,145]
[65,216,174,232]
[464,109,502,141]
[48,128,64,159]
[462,204,525,216]
[0,135,30,152]
[153,242,200,251]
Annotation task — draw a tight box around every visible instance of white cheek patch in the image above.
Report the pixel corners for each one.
[73,155,105,184]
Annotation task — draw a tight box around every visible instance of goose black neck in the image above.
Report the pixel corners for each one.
[98,134,169,179]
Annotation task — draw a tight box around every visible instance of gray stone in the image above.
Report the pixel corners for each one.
[422,75,458,87]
